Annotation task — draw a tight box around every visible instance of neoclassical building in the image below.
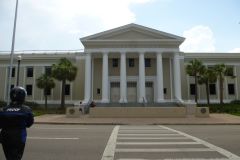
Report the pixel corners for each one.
[0,24,239,105]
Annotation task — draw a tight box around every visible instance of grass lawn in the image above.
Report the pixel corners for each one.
[33,108,65,117]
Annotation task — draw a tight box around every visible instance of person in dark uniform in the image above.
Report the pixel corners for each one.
[0,87,34,160]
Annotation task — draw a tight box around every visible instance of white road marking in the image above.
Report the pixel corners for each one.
[117,142,201,145]
[116,148,214,152]
[28,137,79,140]
[118,137,189,140]
[117,158,230,160]
[160,125,240,160]
[118,133,179,136]
[32,127,87,130]
[101,125,120,160]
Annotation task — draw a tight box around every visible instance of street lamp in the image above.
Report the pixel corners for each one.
[16,55,22,86]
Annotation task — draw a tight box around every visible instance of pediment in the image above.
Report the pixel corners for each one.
[81,23,185,41]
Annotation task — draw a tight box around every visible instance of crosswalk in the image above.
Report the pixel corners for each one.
[101,125,240,160]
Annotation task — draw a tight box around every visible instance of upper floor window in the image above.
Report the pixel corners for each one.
[11,67,15,77]
[145,58,151,67]
[112,58,118,67]
[190,84,196,95]
[228,84,235,95]
[225,66,234,76]
[27,67,33,77]
[45,66,52,76]
[128,58,135,67]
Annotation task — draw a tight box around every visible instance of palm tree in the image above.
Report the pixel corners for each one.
[52,58,77,109]
[36,74,55,110]
[214,64,234,104]
[198,67,217,105]
[185,59,204,103]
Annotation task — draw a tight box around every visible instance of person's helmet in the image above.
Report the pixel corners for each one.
[10,86,27,103]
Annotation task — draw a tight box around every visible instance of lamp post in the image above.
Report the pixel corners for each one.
[16,55,22,86]
[7,0,19,105]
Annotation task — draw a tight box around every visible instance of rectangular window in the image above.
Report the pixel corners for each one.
[112,58,118,67]
[97,88,101,95]
[190,84,196,95]
[145,58,151,67]
[11,85,14,89]
[65,84,70,95]
[44,88,51,96]
[45,66,52,76]
[11,67,15,77]
[225,66,234,76]
[26,85,32,96]
[164,88,167,94]
[27,67,33,77]
[228,84,235,95]
[209,83,216,95]
[128,58,134,67]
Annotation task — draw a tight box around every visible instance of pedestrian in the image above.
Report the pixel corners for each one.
[0,87,34,160]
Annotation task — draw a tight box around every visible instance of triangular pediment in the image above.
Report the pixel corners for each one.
[81,23,184,41]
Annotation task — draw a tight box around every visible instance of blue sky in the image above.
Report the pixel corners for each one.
[0,0,239,52]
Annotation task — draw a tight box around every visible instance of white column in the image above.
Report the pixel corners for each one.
[101,52,109,103]
[156,52,164,102]
[139,52,146,103]
[173,53,182,101]
[83,53,92,103]
[119,52,127,103]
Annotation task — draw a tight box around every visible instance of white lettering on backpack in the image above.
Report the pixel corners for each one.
[6,108,20,112]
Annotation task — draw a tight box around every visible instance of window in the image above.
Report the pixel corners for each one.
[26,85,32,96]
[228,84,235,95]
[97,88,101,95]
[11,67,15,77]
[145,58,151,67]
[27,67,33,77]
[65,84,70,95]
[164,88,167,94]
[128,58,134,67]
[11,85,14,89]
[190,84,196,95]
[44,88,51,96]
[209,83,216,95]
[225,66,234,76]
[112,58,118,67]
[45,66,52,76]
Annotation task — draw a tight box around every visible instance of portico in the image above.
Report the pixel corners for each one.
[81,23,185,104]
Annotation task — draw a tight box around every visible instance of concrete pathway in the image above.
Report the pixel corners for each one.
[34,114,240,125]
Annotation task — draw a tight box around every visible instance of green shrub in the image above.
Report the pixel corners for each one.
[198,103,240,113]
[0,100,7,108]
[23,101,39,109]
[230,100,240,104]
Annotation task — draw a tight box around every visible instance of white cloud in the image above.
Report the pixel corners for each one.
[180,25,216,52]
[228,48,240,53]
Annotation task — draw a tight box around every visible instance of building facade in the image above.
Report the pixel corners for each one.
[0,24,239,105]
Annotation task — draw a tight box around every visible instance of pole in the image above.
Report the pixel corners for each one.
[7,0,19,105]
[16,56,21,86]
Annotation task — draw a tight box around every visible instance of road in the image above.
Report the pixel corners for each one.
[0,125,240,160]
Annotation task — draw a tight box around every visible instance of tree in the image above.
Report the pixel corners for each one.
[52,58,77,109]
[36,74,55,110]
[198,67,217,105]
[214,64,234,104]
[185,59,204,103]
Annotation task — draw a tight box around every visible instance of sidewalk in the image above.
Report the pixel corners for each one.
[34,114,240,125]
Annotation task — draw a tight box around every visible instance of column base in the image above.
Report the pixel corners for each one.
[101,99,109,103]
[119,98,127,103]
[156,99,165,103]
[138,97,147,103]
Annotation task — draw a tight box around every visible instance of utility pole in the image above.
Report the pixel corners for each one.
[7,0,19,105]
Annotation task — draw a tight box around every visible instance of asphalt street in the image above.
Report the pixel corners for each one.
[0,124,240,160]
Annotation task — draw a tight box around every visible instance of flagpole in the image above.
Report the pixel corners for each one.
[7,0,19,105]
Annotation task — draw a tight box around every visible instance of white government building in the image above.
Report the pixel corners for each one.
[0,23,239,106]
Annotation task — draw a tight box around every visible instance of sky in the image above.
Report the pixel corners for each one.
[0,0,239,53]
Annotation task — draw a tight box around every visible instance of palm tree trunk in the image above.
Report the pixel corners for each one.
[219,76,224,104]
[45,95,48,110]
[61,80,66,109]
[206,81,210,106]
[194,75,198,103]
